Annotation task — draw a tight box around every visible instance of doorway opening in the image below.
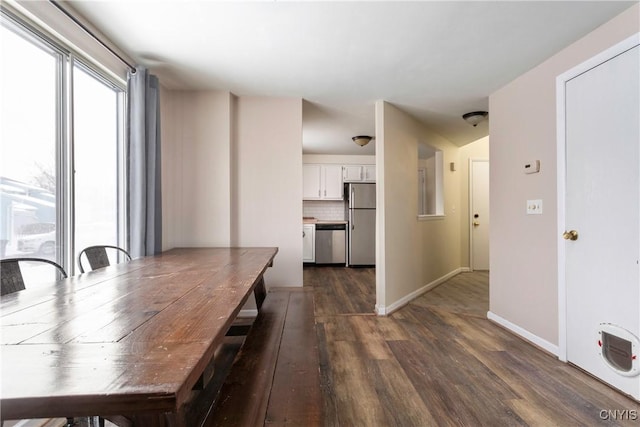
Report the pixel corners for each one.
[469,159,490,271]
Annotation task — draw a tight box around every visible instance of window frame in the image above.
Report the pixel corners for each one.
[417,145,445,220]
[1,8,128,275]
[70,58,128,271]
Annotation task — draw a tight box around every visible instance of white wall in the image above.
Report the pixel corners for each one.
[489,4,639,350]
[161,92,303,288]
[160,85,178,251]
[232,97,303,287]
[376,101,463,314]
[161,90,234,248]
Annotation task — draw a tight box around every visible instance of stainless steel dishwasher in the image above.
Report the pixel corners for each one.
[315,223,346,264]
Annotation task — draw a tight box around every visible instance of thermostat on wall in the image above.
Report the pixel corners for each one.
[524,160,540,174]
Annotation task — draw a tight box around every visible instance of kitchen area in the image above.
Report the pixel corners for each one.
[302,161,376,267]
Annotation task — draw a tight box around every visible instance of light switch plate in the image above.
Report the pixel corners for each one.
[527,199,543,215]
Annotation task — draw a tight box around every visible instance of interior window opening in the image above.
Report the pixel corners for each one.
[418,143,444,217]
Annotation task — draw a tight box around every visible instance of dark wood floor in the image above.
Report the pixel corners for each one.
[303,265,376,315]
[308,267,640,426]
[7,268,640,426]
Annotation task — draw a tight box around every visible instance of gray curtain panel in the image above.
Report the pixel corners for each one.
[127,66,162,258]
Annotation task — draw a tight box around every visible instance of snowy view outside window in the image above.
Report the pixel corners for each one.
[1,24,58,265]
[73,65,120,268]
[1,18,124,282]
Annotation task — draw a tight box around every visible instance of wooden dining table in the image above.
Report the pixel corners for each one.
[1,247,278,425]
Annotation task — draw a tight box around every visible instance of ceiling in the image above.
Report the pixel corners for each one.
[68,1,636,155]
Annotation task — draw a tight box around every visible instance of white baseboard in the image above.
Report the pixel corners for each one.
[487,311,559,357]
[239,309,258,318]
[376,267,470,316]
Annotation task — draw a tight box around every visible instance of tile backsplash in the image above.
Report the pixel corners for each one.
[303,200,346,221]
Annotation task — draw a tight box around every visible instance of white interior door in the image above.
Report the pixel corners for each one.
[564,43,639,398]
[470,159,490,270]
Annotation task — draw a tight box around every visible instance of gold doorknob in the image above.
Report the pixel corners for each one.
[473,221,480,227]
[563,230,579,241]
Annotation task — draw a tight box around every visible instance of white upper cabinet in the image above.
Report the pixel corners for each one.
[342,165,362,182]
[342,165,376,182]
[323,165,343,198]
[363,165,376,182]
[303,164,322,199]
[303,164,343,200]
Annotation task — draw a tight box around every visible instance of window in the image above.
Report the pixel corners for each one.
[1,15,60,273]
[73,64,126,266]
[0,11,126,277]
[417,143,444,218]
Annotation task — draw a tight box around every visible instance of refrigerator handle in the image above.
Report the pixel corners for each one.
[351,186,355,209]
[351,211,355,230]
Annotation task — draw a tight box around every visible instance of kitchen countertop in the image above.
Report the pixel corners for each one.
[303,218,348,225]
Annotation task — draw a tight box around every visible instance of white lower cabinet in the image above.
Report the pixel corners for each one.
[303,224,315,262]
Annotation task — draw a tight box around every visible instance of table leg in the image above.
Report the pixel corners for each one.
[253,276,266,310]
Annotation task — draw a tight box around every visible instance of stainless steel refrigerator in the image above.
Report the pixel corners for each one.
[346,183,376,266]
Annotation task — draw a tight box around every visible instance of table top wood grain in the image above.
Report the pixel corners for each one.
[1,247,278,422]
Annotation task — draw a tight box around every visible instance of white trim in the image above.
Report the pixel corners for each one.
[556,63,568,361]
[557,33,640,84]
[374,100,385,319]
[417,214,445,221]
[556,32,640,362]
[239,309,258,318]
[375,267,470,315]
[434,151,444,215]
[487,311,559,357]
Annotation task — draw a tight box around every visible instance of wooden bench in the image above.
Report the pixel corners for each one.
[184,288,322,427]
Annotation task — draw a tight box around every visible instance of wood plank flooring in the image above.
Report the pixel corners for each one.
[304,266,376,315]
[309,267,640,426]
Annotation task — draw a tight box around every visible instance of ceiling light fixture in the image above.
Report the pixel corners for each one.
[462,111,489,127]
[352,135,373,147]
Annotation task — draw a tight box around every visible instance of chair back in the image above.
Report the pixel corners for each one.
[1,258,68,296]
[78,245,131,273]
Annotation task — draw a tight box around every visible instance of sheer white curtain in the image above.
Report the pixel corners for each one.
[127,66,162,258]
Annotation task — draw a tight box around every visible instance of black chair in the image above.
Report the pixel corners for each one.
[0,258,72,426]
[1,257,67,296]
[0,259,107,427]
[78,245,131,273]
